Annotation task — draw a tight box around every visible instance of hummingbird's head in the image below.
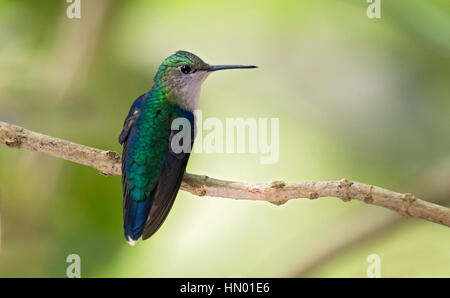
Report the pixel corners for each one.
[154,50,257,111]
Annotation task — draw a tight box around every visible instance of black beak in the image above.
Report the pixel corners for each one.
[206,65,258,72]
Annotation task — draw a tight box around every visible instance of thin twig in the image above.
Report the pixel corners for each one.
[1,120,449,227]
[291,161,450,276]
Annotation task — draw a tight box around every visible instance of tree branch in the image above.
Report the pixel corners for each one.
[1,120,449,227]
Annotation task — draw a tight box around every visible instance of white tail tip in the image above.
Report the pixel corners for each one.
[127,237,138,246]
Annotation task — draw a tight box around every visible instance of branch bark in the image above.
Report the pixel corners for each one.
[1,120,449,227]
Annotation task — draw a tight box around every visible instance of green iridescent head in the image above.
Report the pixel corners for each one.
[153,50,257,111]
[159,51,210,72]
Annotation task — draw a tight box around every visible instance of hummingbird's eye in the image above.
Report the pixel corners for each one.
[180,65,192,74]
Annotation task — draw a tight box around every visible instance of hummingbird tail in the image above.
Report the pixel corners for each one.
[123,193,153,245]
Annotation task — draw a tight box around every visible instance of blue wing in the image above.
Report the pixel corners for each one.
[119,93,155,244]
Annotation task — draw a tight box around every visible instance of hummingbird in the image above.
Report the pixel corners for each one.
[119,51,257,245]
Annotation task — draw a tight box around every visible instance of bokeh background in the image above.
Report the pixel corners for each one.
[0,0,449,277]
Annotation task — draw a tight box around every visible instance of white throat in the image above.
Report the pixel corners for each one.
[171,71,210,111]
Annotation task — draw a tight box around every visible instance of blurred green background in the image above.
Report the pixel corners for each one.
[0,0,449,277]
